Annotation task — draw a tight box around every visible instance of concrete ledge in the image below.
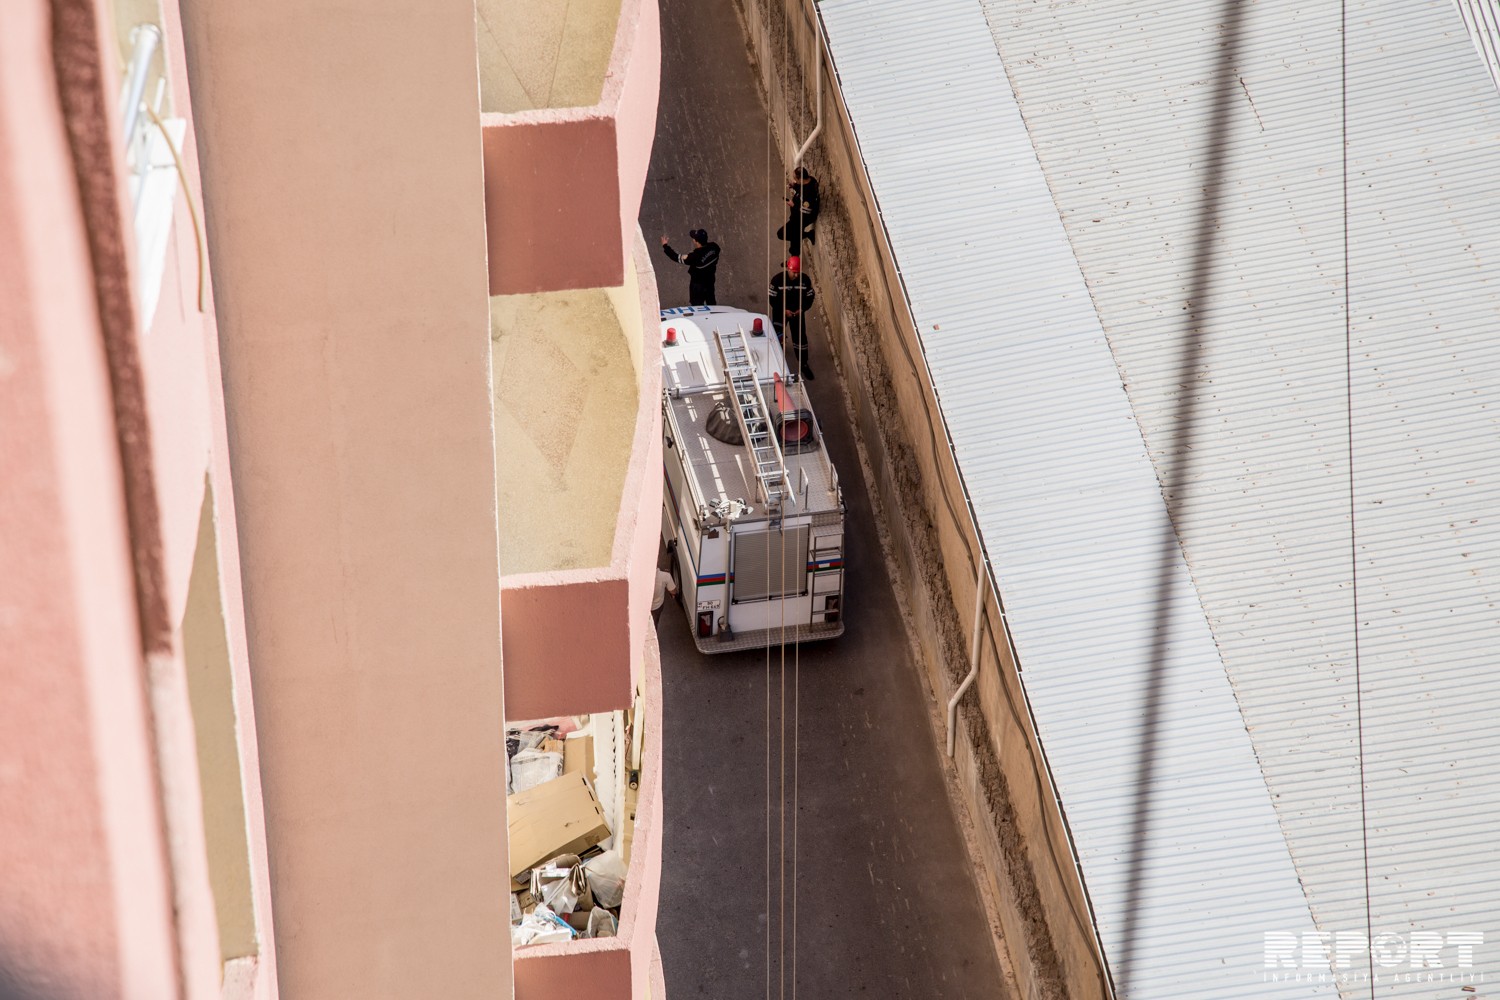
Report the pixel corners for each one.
[482,0,660,296]
[500,232,663,721]
[512,628,665,1000]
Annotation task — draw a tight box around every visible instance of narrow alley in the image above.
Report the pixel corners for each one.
[640,1,1010,996]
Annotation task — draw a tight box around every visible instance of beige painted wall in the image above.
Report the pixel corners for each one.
[477,0,621,113]
[179,0,512,996]
[499,234,663,723]
[736,2,1113,998]
[181,482,258,964]
[492,287,635,576]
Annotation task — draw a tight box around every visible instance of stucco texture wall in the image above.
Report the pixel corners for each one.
[0,2,184,996]
[180,0,513,995]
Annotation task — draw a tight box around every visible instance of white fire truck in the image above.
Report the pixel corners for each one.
[659,305,845,654]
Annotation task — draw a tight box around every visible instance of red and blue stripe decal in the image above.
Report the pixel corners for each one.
[697,573,729,586]
[808,558,843,572]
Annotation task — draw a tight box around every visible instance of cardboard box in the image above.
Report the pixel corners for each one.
[563,734,594,781]
[507,771,610,887]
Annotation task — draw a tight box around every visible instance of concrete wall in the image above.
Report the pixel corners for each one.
[0,0,265,995]
[733,2,1114,998]
[500,233,665,721]
[477,0,621,114]
[181,484,257,967]
[511,630,666,1000]
[143,4,280,991]
[179,0,512,996]
[0,6,179,996]
[481,0,661,296]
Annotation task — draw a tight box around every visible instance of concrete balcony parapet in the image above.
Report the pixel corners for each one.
[511,627,666,1000]
[479,0,660,295]
[497,231,663,720]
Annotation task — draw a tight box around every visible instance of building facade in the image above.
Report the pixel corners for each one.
[0,0,664,996]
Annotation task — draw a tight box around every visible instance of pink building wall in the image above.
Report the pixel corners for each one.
[0,0,259,995]
[0,7,177,993]
[482,0,662,296]
[483,115,623,294]
[4,0,665,993]
[180,0,513,995]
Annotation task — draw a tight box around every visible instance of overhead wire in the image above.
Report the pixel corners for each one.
[779,7,790,999]
[790,8,804,1000]
[1340,2,1376,995]
[763,10,774,1000]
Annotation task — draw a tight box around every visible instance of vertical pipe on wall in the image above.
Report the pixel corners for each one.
[791,2,822,167]
[947,557,986,757]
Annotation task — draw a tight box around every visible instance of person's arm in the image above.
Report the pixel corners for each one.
[660,236,682,264]
[802,279,816,310]
[768,277,782,313]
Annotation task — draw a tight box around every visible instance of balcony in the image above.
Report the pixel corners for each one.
[477,0,660,295]
[495,233,663,720]
[507,629,665,1000]
[477,0,620,114]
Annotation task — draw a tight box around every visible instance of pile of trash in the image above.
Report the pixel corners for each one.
[506,719,627,948]
[510,850,629,947]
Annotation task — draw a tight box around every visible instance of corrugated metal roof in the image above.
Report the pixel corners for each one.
[824,0,1500,994]
[981,0,1500,995]
[1456,0,1500,94]
[820,1,1329,997]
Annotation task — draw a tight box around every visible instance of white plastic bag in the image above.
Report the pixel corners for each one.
[509,749,564,794]
[585,907,618,939]
[512,905,574,948]
[583,850,628,909]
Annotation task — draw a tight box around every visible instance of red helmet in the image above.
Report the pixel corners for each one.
[786,256,801,274]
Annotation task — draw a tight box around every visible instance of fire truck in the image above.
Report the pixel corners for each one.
[659,305,845,654]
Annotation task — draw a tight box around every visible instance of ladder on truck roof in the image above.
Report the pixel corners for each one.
[715,326,789,509]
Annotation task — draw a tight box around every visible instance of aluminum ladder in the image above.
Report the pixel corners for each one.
[715,327,789,508]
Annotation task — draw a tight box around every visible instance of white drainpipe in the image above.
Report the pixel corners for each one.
[947,558,986,757]
[792,5,824,168]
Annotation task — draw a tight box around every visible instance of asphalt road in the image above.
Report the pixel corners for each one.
[640,1,1008,997]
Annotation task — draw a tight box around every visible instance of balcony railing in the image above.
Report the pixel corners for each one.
[509,628,665,1000]
[495,232,662,720]
[478,0,660,296]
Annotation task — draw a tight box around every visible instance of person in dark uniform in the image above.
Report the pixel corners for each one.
[777,167,820,254]
[768,255,817,381]
[660,229,720,306]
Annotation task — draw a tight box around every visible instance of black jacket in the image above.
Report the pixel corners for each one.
[768,271,815,318]
[788,176,821,229]
[662,241,720,288]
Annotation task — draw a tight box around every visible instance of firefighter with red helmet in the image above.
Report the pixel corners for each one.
[768,255,817,381]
